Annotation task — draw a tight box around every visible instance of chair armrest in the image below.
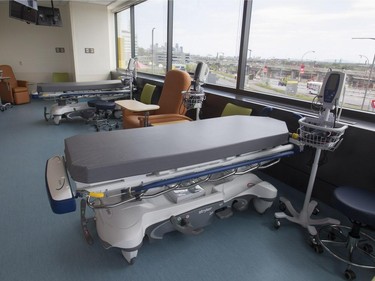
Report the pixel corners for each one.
[138,114,192,125]
[17,80,28,87]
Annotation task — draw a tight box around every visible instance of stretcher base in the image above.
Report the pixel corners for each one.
[90,173,277,264]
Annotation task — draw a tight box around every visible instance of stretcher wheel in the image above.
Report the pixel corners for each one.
[53,115,61,125]
[232,199,248,211]
[44,106,50,121]
[129,258,136,265]
[344,269,356,280]
[0,107,4,112]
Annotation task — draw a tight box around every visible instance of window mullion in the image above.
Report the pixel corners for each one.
[236,0,252,90]
[166,0,173,72]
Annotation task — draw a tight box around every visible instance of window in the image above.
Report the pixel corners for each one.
[246,0,375,111]
[116,9,132,69]
[173,0,243,88]
[115,0,375,113]
[134,0,167,75]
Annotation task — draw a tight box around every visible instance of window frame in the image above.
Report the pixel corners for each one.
[114,0,375,125]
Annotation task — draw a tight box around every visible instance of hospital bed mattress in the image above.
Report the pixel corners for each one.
[65,116,289,184]
[37,80,125,92]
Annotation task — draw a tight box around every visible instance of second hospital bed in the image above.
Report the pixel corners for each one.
[37,80,132,124]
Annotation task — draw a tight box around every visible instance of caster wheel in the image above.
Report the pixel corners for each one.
[279,201,286,212]
[312,207,320,215]
[309,236,323,253]
[313,244,323,253]
[274,219,280,229]
[361,243,373,253]
[129,258,136,265]
[327,231,336,241]
[344,269,356,280]
[95,126,99,132]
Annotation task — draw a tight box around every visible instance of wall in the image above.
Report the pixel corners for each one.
[0,2,74,83]
[0,2,115,83]
[69,2,112,81]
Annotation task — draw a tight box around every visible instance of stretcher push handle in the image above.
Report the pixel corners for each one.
[88,192,105,198]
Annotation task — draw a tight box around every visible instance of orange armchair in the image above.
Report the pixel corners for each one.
[0,65,30,105]
[123,69,192,128]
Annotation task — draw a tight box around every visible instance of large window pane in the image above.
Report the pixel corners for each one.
[173,0,243,88]
[246,0,375,112]
[116,9,132,69]
[134,0,167,75]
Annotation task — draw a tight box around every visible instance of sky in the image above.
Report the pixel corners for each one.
[119,0,375,63]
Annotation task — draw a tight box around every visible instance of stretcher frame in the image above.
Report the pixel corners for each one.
[45,116,298,264]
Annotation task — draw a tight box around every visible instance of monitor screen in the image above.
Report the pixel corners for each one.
[9,0,38,24]
[37,6,63,27]
[15,0,38,10]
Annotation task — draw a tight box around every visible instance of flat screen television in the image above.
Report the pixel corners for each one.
[37,5,63,27]
[9,0,38,24]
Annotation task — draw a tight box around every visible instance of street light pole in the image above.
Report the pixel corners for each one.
[361,53,375,110]
[352,37,375,110]
[359,54,369,65]
[299,50,315,81]
[151,27,155,73]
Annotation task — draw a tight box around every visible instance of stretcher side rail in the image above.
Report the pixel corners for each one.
[71,143,295,194]
[83,149,293,210]
[37,80,127,93]
[45,143,296,213]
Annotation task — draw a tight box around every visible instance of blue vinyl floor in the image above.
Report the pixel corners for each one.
[0,99,374,281]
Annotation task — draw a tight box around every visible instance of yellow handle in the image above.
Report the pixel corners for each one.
[89,192,105,198]
[290,133,299,140]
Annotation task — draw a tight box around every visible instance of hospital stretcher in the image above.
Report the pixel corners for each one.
[45,116,297,264]
[37,80,132,124]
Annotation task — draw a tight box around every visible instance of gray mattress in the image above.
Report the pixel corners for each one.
[37,80,124,92]
[65,116,289,184]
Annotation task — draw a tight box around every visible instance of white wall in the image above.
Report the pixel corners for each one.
[69,2,112,81]
[0,2,115,83]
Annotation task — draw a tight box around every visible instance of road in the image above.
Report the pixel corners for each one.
[215,76,374,111]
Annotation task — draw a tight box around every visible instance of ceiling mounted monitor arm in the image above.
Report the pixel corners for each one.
[50,0,56,24]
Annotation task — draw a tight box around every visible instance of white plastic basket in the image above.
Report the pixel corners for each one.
[298,117,348,151]
[182,90,206,110]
